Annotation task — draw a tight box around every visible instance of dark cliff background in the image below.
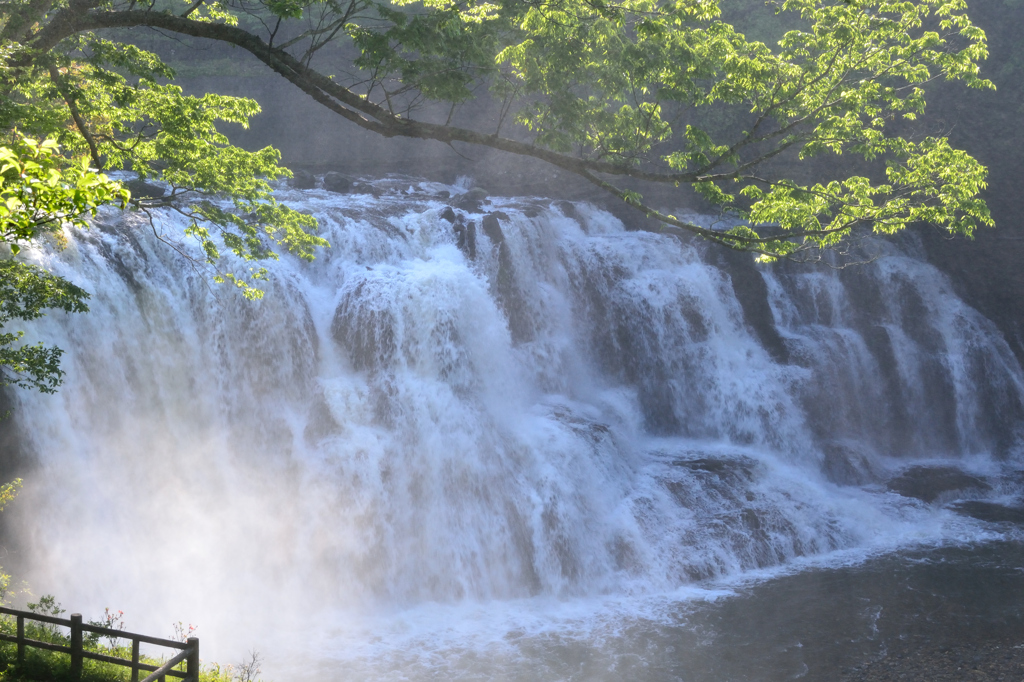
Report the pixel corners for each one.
[914,0,1024,361]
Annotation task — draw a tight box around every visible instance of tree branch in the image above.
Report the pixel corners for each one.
[23,9,721,186]
[47,63,104,170]
[181,0,206,18]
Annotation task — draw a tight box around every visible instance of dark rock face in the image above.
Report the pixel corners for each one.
[671,456,757,483]
[453,219,476,259]
[439,206,457,223]
[886,466,992,503]
[456,199,482,213]
[555,200,578,221]
[323,171,352,193]
[332,284,397,373]
[481,213,505,244]
[289,169,317,189]
[351,182,381,197]
[821,443,878,486]
[661,454,829,577]
[126,179,165,200]
[713,248,790,365]
[950,500,1024,524]
[478,212,534,343]
[0,389,34,480]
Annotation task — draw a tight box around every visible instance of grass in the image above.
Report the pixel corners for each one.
[0,600,258,682]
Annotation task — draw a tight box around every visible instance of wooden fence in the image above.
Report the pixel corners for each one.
[0,607,198,682]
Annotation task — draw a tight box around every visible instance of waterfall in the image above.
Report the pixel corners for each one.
[2,177,1021,672]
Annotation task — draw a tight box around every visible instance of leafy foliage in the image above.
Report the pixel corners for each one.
[0,136,119,392]
[0,136,127,253]
[0,479,18,604]
[0,0,994,259]
[1,40,327,294]
[0,479,20,513]
[0,260,89,393]
[484,0,994,257]
[0,24,328,392]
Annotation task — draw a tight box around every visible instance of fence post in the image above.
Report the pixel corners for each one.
[16,614,23,664]
[186,638,199,682]
[131,637,140,682]
[70,613,83,680]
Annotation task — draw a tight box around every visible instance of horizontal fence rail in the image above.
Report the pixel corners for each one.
[0,607,198,682]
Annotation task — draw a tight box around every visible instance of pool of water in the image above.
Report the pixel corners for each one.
[288,537,1024,682]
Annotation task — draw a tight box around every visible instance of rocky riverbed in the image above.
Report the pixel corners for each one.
[842,640,1024,682]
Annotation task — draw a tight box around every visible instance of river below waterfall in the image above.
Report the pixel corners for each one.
[2,176,1022,680]
[289,539,1024,681]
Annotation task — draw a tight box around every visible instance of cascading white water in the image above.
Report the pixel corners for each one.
[2,177,1021,679]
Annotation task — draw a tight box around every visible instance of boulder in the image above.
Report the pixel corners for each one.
[125,179,165,200]
[288,169,316,189]
[439,206,457,223]
[436,190,451,199]
[352,182,382,197]
[555,200,578,221]
[456,187,488,212]
[886,466,991,503]
[463,187,488,202]
[323,172,352,193]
